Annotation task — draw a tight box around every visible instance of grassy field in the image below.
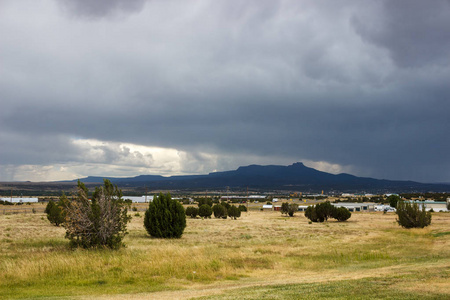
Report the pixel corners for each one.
[0,205,449,299]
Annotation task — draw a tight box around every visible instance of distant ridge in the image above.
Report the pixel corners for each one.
[72,162,450,193]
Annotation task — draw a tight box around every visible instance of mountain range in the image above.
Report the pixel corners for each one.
[74,162,450,193]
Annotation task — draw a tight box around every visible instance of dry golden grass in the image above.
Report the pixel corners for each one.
[0,207,449,299]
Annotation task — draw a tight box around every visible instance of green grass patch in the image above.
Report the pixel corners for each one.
[8,238,68,250]
[198,274,449,299]
[432,231,450,237]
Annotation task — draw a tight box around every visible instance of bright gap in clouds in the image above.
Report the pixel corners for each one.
[1,137,354,182]
[2,138,212,181]
[69,138,203,177]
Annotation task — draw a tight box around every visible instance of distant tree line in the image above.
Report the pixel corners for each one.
[399,192,449,201]
[184,199,246,220]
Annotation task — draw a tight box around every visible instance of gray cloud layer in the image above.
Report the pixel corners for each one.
[0,0,449,182]
[60,0,148,19]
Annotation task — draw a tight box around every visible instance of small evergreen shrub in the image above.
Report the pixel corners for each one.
[305,205,320,222]
[45,194,67,226]
[186,206,199,218]
[212,204,227,218]
[314,201,335,221]
[144,193,186,238]
[198,204,212,218]
[281,202,290,215]
[221,201,231,210]
[387,195,401,208]
[288,203,298,217]
[64,180,130,249]
[238,204,247,212]
[396,200,431,228]
[333,206,351,221]
[228,205,241,220]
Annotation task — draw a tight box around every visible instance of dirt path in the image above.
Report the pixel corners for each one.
[79,260,450,299]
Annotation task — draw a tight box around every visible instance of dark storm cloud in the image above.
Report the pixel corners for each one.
[0,0,449,182]
[352,0,450,68]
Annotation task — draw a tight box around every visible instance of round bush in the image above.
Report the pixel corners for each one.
[144,193,186,238]
[305,205,320,222]
[238,204,248,212]
[228,205,241,219]
[198,204,212,218]
[396,200,431,228]
[333,207,351,221]
[288,203,298,217]
[185,206,199,218]
[45,199,65,226]
[281,202,290,215]
[212,204,227,218]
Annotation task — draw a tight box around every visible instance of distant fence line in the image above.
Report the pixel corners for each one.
[1,207,45,215]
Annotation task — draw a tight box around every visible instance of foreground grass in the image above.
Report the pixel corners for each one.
[0,208,449,299]
[198,271,450,300]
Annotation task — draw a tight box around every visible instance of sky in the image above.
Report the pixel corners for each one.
[1,0,449,183]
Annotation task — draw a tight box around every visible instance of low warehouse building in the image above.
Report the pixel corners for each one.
[297,203,375,212]
[122,196,154,203]
[406,200,448,212]
[297,205,309,212]
[262,204,273,211]
[0,197,38,203]
[332,203,375,212]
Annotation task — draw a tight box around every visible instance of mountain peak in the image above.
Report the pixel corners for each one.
[291,162,306,168]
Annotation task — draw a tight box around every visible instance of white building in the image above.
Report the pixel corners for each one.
[248,195,266,199]
[0,197,38,203]
[297,205,309,212]
[262,204,273,211]
[406,200,448,212]
[332,202,375,212]
[122,196,154,203]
